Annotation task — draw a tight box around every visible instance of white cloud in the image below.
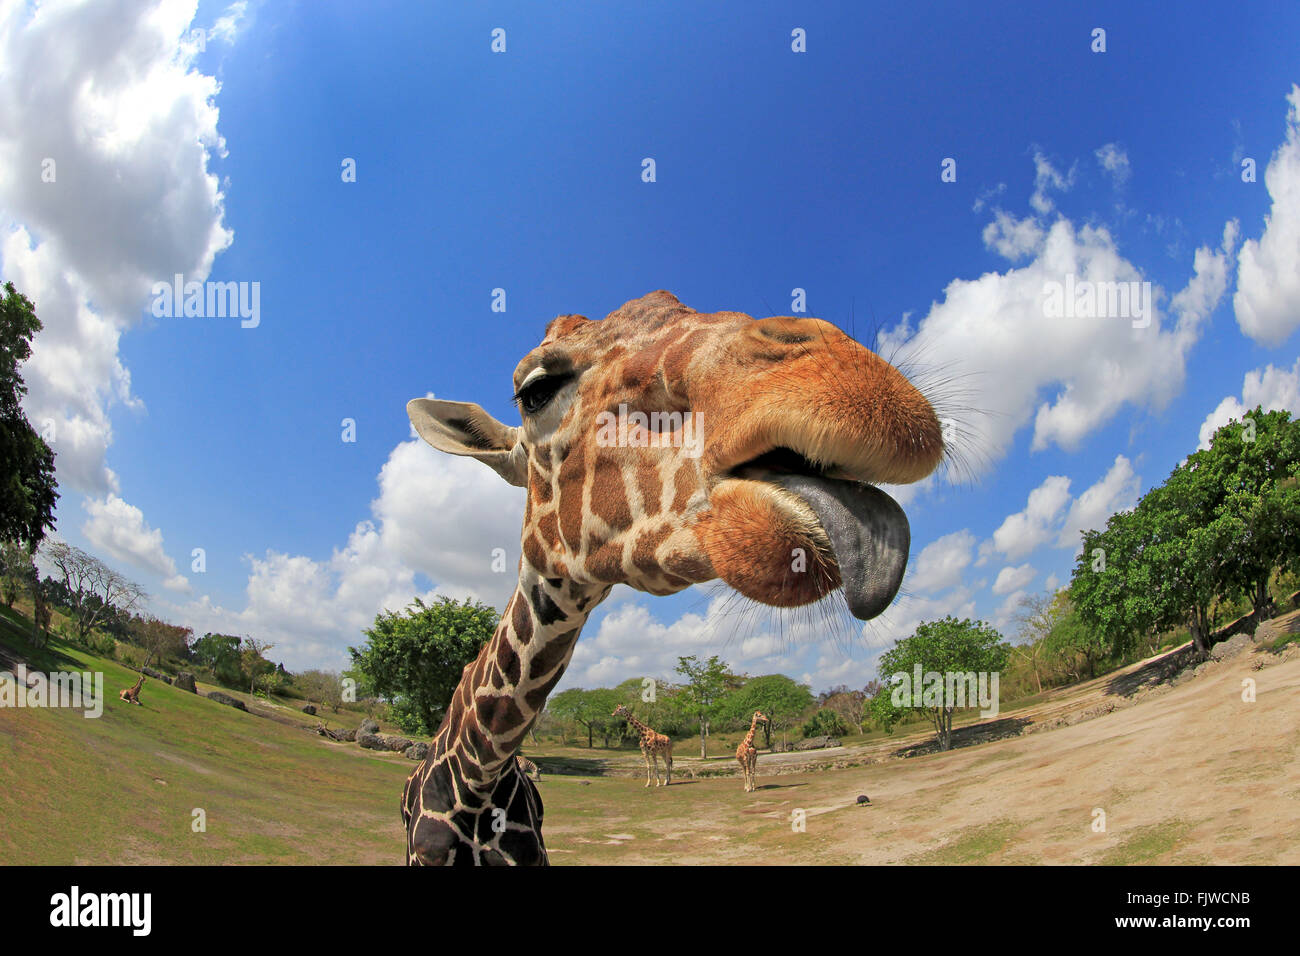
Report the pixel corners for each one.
[993,588,1028,633]
[1095,143,1131,186]
[992,563,1036,596]
[1197,357,1300,450]
[1171,220,1239,327]
[992,475,1071,559]
[1030,151,1075,214]
[866,586,978,654]
[883,197,1235,470]
[906,529,975,594]
[982,209,1045,261]
[0,0,233,493]
[159,440,527,670]
[989,456,1142,564]
[1056,454,1140,549]
[81,494,189,592]
[1234,85,1300,347]
[209,1,248,43]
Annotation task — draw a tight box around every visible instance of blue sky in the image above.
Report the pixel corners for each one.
[2,0,1298,692]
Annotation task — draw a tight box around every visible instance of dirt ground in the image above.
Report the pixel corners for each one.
[541,634,1300,864]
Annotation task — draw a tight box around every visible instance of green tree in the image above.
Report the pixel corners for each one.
[192,633,243,686]
[296,669,345,712]
[672,655,735,758]
[1198,409,1300,618]
[721,674,814,748]
[869,617,1008,751]
[549,687,620,748]
[0,538,34,607]
[0,283,58,549]
[239,637,276,695]
[348,596,498,737]
[39,541,146,641]
[130,615,193,665]
[1042,591,1108,680]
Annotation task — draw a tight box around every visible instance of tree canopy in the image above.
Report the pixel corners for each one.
[1070,409,1300,657]
[869,616,1008,751]
[0,282,58,549]
[349,595,499,736]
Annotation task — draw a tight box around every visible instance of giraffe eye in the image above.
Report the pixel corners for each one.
[514,373,572,414]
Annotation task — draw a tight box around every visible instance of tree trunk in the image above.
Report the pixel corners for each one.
[699,718,707,759]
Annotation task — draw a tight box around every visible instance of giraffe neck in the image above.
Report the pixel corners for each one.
[432,565,609,797]
[626,714,654,737]
[743,716,761,748]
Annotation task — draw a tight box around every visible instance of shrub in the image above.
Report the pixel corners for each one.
[802,707,852,739]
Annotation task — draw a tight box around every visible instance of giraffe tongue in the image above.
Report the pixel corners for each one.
[773,474,911,621]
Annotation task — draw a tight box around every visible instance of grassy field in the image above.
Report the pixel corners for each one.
[3,606,1298,865]
[0,626,410,864]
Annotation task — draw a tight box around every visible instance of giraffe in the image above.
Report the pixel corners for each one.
[401,290,944,865]
[119,674,145,706]
[736,711,770,792]
[612,704,674,787]
[515,754,542,782]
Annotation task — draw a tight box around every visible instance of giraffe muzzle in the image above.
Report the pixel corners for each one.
[770,473,911,620]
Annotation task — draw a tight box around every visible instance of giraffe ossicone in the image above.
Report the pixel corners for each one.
[401,291,944,865]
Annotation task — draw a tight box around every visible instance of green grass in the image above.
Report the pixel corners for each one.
[903,820,1022,865]
[1098,820,1194,865]
[0,627,409,864]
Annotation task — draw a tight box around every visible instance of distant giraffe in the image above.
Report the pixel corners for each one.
[736,711,769,792]
[515,754,542,782]
[119,674,145,706]
[612,704,673,787]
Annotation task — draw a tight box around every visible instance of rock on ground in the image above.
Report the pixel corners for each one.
[403,742,429,760]
[205,691,248,712]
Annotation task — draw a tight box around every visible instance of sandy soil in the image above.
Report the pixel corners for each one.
[542,636,1300,864]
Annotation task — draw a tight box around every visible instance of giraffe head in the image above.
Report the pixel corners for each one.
[409,291,943,620]
[611,704,632,720]
[753,710,769,725]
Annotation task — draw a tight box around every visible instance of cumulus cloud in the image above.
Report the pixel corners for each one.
[906,529,976,594]
[81,494,189,592]
[1056,455,1140,549]
[0,0,233,493]
[1234,85,1300,346]
[992,476,1072,559]
[992,563,1036,596]
[158,440,527,670]
[988,456,1142,564]
[866,586,978,653]
[882,168,1238,468]
[1197,357,1300,450]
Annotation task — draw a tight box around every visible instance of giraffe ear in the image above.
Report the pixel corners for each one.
[407,398,527,487]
